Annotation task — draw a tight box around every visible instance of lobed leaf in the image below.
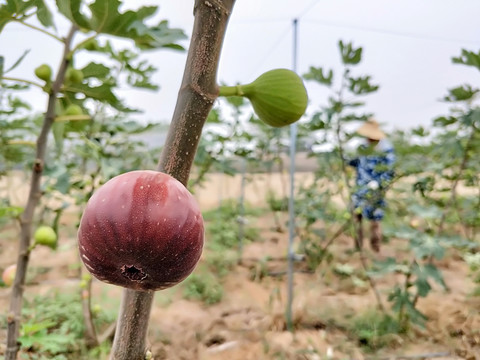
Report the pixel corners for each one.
[56,0,186,50]
[348,75,379,95]
[443,85,479,102]
[0,0,55,31]
[339,40,363,65]
[452,49,480,71]
[303,66,333,86]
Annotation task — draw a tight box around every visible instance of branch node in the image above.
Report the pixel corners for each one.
[6,311,18,323]
[205,0,231,15]
[33,159,43,173]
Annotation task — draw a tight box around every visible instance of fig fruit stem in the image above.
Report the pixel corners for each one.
[109,1,236,359]
[70,34,98,55]
[4,25,78,360]
[218,84,244,97]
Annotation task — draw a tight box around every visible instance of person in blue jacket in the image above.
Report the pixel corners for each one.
[348,119,395,252]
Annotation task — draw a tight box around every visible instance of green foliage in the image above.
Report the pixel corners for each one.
[296,40,378,266]
[0,94,37,171]
[295,185,341,270]
[266,190,288,212]
[348,75,379,95]
[452,49,480,70]
[349,309,403,351]
[391,47,480,243]
[0,199,23,225]
[205,249,238,278]
[190,108,239,190]
[0,0,54,32]
[203,199,261,251]
[56,0,186,50]
[182,200,261,304]
[202,200,260,277]
[0,5,187,357]
[1,0,186,114]
[338,40,362,65]
[299,43,480,334]
[302,66,333,86]
[17,290,115,358]
[183,270,223,305]
[464,252,480,295]
[369,254,448,328]
[443,85,479,102]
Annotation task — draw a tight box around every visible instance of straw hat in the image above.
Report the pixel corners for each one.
[356,119,386,140]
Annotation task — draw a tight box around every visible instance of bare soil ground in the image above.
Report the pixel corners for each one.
[1,171,479,359]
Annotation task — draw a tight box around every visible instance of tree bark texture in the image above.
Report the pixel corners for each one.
[5,25,77,360]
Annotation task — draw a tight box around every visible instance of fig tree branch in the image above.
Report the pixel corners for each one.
[12,19,63,42]
[157,0,236,185]
[437,128,475,234]
[0,76,44,89]
[4,24,78,360]
[108,1,236,359]
[81,275,99,348]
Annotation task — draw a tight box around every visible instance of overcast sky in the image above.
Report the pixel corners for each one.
[2,0,480,132]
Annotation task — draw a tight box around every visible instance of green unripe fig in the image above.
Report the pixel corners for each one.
[34,225,57,249]
[92,304,102,314]
[83,39,100,51]
[219,69,308,127]
[64,104,83,116]
[34,64,52,82]
[79,279,88,289]
[66,68,84,84]
[2,264,16,287]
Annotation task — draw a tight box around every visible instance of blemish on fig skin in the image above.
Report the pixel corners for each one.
[121,265,147,282]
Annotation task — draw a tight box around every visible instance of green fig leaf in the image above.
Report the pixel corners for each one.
[56,0,186,50]
[3,50,30,75]
[303,66,333,86]
[452,49,480,71]
[339,40,362,65]
[443,85,479,102]
[0,0,55,31]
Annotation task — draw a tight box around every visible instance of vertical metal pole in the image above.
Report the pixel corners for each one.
[286,18,298,332]
[238,157,247,263]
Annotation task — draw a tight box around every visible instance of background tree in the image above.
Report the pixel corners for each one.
[0,1,186,358]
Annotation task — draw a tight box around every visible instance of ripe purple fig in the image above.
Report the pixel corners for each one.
[77,170,204,291]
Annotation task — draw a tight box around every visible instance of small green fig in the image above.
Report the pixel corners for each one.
[34,225,57,249]
[219,68,308,127]
[2,264,16,287]
[92,304,102,314]
[83,39,100,51]
[34,64,52,82]
[79,279,88,289]
[66,68,84,84]
[64,104,83,116]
